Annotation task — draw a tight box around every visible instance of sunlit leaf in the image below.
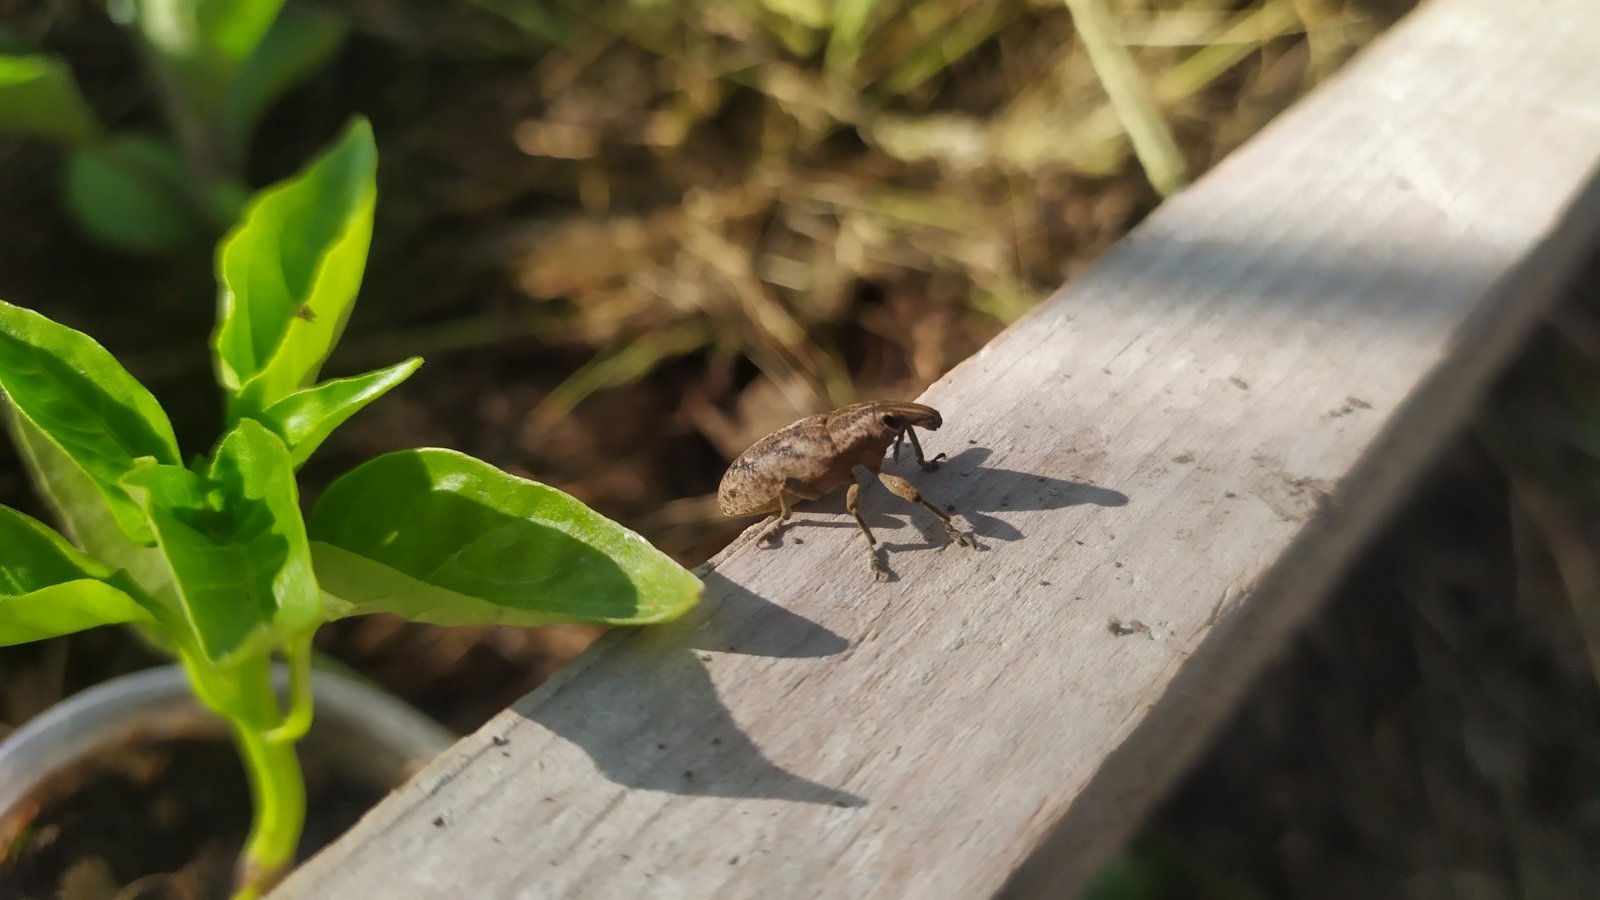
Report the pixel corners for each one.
[309,448,700,626]
[5,409,178,610]
[257,357,421,467]
[213,117,376,419]
[0,298,181,544]
[122,419,319,664]
[0,505,156,644]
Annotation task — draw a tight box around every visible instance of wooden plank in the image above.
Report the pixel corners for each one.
[275,0,1600,896]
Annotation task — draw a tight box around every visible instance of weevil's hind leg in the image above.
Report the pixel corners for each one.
[756,483,796,547]
[903,428,947,472]
[874,472,973,548]
[757,480,822,547]
[846,480,888,580]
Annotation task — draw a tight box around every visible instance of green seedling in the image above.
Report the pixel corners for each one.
[0,0,345,254]
[0,118,701,897]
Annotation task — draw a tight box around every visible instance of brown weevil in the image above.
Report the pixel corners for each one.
[717,400,974,579]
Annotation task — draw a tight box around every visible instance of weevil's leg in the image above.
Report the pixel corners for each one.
[892,431,904,462]
[874,471,973,547]
[846,479,887,580]
[757,480,824,547]
[756,481,796,547]
[902,428,947,471]
[844,482,875,546]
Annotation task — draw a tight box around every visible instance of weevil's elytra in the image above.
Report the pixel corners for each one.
[717,400,973,579]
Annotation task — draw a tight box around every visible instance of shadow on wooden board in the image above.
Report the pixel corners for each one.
[510,568,864,806]
[506,448,1128,810]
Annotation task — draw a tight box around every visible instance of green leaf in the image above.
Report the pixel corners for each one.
[5,409,177,610]
[64,133,203,256]
[190,0,286,63]
[308,449,700,627]
[221,6,345,162]
[0,53,102,146]
[213,117,376,420]
[0,299,181,544]
[135,0,285,104]
[257,357,421,468]
[0,505,155,645]
[137,0,283,63]
[121,419,320,664]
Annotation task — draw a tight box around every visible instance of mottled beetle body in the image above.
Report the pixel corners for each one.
[718,400,972,578]
[716,401,938,515]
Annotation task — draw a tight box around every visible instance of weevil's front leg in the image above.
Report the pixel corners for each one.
[902,428,947,472]
[874,471,973,547]
[846,477,887,580]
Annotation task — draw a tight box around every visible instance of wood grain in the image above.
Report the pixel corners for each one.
[275,0,1600,896]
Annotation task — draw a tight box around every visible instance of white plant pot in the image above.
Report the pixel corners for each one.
[0,664,454,891]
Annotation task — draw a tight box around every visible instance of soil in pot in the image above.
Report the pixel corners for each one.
[0,723,391,900]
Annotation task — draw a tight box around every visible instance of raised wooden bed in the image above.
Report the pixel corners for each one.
[274,0,1600,895]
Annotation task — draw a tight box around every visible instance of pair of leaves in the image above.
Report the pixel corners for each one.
[0,299,319,662]
[0,3,338,145]
[209,118,425,468]
[123,419,322,662]
[0,5,344,256]
[128,0,341,143]
[1,287,695,665]
[213,117,384,429]
[0,119,399,662]
[1,118,699,669]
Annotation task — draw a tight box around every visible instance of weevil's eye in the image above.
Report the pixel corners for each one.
[881,414,903,430]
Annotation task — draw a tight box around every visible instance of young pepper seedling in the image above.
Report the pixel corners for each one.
[717,401,974,579]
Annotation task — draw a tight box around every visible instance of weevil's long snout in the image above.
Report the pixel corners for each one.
[890,402,942,430]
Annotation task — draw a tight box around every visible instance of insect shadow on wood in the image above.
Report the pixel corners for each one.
[721,433,1130,581]
[883,445,1129,549]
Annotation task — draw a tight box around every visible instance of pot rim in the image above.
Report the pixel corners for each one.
[0,663,455,818]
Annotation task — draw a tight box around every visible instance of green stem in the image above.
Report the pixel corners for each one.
[178,645,314,898]
[232,720,306,899]
[263,633,315,743]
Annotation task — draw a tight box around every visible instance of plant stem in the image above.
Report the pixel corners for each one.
[179,646,313,899]
[232,719,306,899]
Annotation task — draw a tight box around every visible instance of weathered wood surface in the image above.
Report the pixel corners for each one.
[276,0,1600,896]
